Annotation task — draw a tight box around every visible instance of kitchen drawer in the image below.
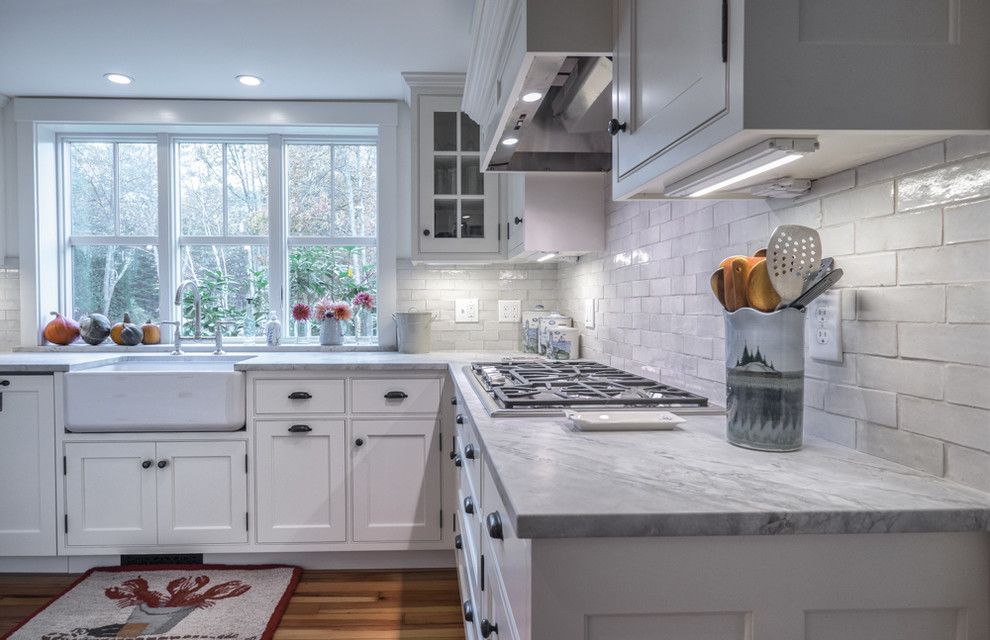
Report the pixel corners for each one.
[455,412,482,500]
[455,535,482,640]
[350,378,441,414]
[482,462,531,639]
[483,543,521,640]
[254,378,345,415]
[457,496,482,616]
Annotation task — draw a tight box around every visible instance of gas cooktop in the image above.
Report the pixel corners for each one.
[468,359,718,417]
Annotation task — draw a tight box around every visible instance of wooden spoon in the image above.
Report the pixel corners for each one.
[746,259,782,312]
[724,257,750,311]
[710,269,727,309]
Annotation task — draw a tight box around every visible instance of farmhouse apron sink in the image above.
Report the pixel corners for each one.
[64,356,250,432]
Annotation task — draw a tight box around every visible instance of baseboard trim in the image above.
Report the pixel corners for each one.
[203,550,456,570]
[0,556,119,573]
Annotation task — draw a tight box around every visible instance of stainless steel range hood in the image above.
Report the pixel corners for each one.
[462,0,613,173]
[488,56,613,172]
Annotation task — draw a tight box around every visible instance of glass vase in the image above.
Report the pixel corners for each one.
[295,320,308,343]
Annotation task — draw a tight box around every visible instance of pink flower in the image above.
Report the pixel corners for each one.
[328,302,352,322]
[352,292,375,310]
[291,303,311,322]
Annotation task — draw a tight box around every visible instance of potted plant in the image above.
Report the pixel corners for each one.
[315,298,352,346]
[291,303,311,342]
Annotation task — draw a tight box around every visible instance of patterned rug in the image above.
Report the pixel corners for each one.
[3,564,301,640]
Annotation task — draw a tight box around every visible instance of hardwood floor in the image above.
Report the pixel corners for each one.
[0,569,465,640]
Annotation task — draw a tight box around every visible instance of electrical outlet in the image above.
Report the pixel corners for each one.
[584,299,595,328]
[455,298,479,323]
[807,290,842,362]
[497,299,521,322]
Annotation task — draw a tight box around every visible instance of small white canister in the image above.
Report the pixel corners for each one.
[538,313,572,355]
[547,326,580,360]
[393,309,438,354]
[521,307,551,354]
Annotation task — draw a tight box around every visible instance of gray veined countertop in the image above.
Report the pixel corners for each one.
[0,349,987,538]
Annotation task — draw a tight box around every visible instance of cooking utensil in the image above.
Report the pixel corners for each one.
[724,257,750,311]
[710,269,727,309]
[790,268,843,309]
[753,248,767,258]
[802,257,834,291]
[767,225,821,305]
[746,259,782,312]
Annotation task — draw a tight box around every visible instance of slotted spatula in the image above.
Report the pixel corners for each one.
[767,225,821,307]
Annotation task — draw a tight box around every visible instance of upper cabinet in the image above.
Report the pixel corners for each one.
[505,173,606,261]
[405,75,502,262]
[612,0,990,199]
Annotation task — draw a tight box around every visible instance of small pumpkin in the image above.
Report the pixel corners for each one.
[43,311,80,345]
[79,313,112,345]
[141,319,161,345]
[111,313,143,346]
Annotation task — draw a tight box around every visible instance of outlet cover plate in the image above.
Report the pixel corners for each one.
[808,290,842,362]
[455,298,479,323]
[497,299,521,322]
[584,299,595,328]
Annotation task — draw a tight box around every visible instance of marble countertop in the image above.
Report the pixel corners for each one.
[2,349,987,538]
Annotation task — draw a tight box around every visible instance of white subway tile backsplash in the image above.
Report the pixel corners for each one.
[841,321,898,356]
[945,445,990,493]
[856,142,945,186]
[946,283,990,324]
[945,135,990,162]
[834,253,897,288]
[818,223,855,257]
[899,395,990,452]
[944,364,990,410]
[822,181,894,225]
[856,286,945,323]
[825,383,897,427]
[856,421,944,476]
[899,323,990,366]
[944,199,990,244]
[856,354,944,400]
[854,209,942,253]
[898,241,990,285]
[897,154,990,211]
[804,407,856,448]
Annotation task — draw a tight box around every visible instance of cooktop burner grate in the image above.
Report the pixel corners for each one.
[472,360,709,409]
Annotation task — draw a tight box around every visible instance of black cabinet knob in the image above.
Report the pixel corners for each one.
[464,444,476,460]
[423,229,431,236]
[607,118,627,135]
[481,619,499,638]
[157,460,168,469]
[141,460,153,469]
[288,391,312,400]
[355,438,365,447]
[451,396,458,406]
[513,217,523,225]
[486,511,503,540]
[463,496,475,514]
[454,534,463,550]
[449,449,458,460]
[288,424,312,433]
[453,454,463,467]
[463,600,475,623]
[384,390,408,400]
[455,414,464,425]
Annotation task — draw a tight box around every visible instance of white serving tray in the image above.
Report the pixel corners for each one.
[563,410,686,431]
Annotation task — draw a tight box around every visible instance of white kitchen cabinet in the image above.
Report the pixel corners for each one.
[64,440,247,547]
[505,173,605,261]
[64,442,158,547]
[0,376,56,556]
[612,0,990,199]
[351,419,442,542]
[255,420,347,543]
[156,441,247,545]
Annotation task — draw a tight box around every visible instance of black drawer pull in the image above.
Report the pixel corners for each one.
[384,390,408,400]
[141,460,153,469]
[0,380,9,387]
[288,424,312,433]
[486,511,503,540]
[464,444,476,460]
[451,396,458,406]
[463,600,475,623]
[481,619,499,638]
[449,449,458,460]
[453,454,463,467]
[157,459,169,469]
[463,496,475,515]
[288,391,312,400]
[455,414,464,425]
[454,534,462,550]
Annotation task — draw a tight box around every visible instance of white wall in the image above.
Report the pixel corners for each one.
[558,136,990,493]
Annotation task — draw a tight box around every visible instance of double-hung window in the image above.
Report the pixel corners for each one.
[58,132,380,343]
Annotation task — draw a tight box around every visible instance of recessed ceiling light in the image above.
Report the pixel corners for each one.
[521,92,542,102]
[237,75,263,87]
[104,73,133,85]
[502,137,519,146]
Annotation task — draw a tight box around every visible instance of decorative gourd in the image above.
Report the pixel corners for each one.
[79,313,112,345]
[43,311,80,345]
[111,313,143,346]
[141,319,161,345]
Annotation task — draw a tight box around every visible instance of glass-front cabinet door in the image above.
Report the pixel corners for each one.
[418,95,499,254]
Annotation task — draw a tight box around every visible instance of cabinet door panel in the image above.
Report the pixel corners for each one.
[614,0,728,178]
[0,376,55,556]
[156,441,247,545]
[64,442,157,547]
[352,419,441,542]
[256,420,347,543]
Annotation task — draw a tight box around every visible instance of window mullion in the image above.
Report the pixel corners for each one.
[113,142,120,236]
[268,134,286,333]
[158,133,175,326]
[222,143,229,237]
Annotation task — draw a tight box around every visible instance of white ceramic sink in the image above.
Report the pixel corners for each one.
[64,356,251,432]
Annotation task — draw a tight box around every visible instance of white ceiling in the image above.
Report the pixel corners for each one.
[0,0,474,100]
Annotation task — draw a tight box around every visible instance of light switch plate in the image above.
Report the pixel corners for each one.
[808,290,842,362]
[497,299,521,322]
[455,298,479,323]
[584,299,595,328]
